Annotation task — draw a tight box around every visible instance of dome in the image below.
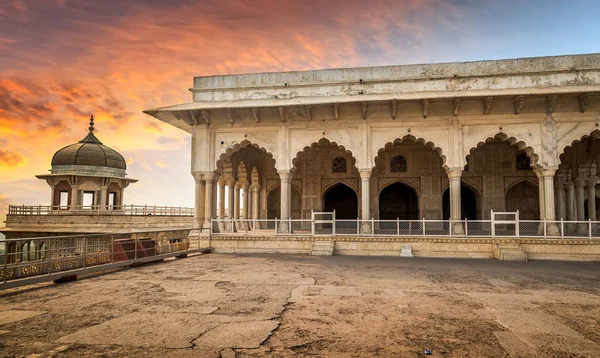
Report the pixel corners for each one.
[49,115,127,177]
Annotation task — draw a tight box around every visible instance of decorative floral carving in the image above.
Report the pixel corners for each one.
[390,155,407,172]
[332,157,347,173]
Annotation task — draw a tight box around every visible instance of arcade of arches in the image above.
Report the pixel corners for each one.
[194,134,600,228]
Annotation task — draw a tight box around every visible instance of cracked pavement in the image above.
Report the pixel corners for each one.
[0,254,599,357]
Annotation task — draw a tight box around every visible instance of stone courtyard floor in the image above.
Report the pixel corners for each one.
[0,254,599,357]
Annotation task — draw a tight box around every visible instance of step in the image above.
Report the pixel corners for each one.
[311,241,334,256]
[501,252,528,261]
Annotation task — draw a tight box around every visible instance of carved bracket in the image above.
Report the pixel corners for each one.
[252,108,260,122]
[579,94,589,113]
[453,98,460,116]
[226,108,234,124]
[333,104,339,119]
[201,109,211,125]
[304,106,312,121]
[514,96,525,114]
[483,96,493,114]
[422,99,429,118]
[546,94,558,114]
[361,102,367,120]
[391,99,397,120]
[278,106,286,122]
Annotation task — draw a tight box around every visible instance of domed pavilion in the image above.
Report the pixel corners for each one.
[36,115,137,210]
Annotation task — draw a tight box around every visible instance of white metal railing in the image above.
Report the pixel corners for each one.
[210,217,600,240]
[7,204,194,216]
[0,228,205,288]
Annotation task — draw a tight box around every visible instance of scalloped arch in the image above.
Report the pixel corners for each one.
[467,132,540,169]
[373,134,447,170]
[558,129,600,163]
[292,138,357,171]
[215,140,276,174]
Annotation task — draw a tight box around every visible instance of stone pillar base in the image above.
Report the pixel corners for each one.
[360,222,372,235]
[451,222,465,235]
[278,221,290,234]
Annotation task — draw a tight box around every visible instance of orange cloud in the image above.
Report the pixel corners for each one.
[0,149,26,169]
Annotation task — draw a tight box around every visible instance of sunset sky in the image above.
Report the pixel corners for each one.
[1,0,599,224]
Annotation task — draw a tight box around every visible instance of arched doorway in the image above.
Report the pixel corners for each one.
[323,183,358,219]
[267,185,302,219]
[442,184,478,220]
[379,182,419,220]
[505,181,539,220]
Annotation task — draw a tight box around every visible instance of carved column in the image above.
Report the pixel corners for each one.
[555,183,566,220]
[49,183,56,209]
[233,182,241,219]
[251,185,260,220]
[192,173,205,230]
[575,179,586,221]
[227,179,235,218]
[534,170,546,221]
[359,170,372,234]
[541,169,557,220]
[240,183,249,219]
[278,170,292,232]
[566,181,577,221]
[100,185,108,210]
[202,173,214,229]
[70,184,79,211]
[447,168,464,234]
[218,180,226,218]
[587,179,597,220]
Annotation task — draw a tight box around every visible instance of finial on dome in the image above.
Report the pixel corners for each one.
[79,115,102,144]
[89,114,95,133]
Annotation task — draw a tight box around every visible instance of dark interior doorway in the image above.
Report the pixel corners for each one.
[442,184,478,220]
[323,184,358,219]
[379,182,419,220]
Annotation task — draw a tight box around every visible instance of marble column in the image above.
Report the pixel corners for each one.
[192,173,205,230]
[251,185,260,219]
[233,182,241,219]
[541,169,557,220]
[240,183,249,219]
[556,183,567,220]
[359,170,371,220]
[587,180,597,220]
[227,179,235,218]
[70,185,79,210]
[100,185,108,210]
[202,174,214,229]
[566,181,577,221]
[49,183,56,209]
[278,170,292,232]
[218,180,226,218]
[534,170,546,221]
[358,170,372,234]
[447,168,464,234]
[575,179,586,221]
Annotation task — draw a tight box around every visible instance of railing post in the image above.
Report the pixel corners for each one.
[491,210,495,238]
[83,236,87,269]
[397,218,400,237]
[371,217,374,237]
[134,236,138,260]
[422,218,425,237]
[543,218,547,239]
[289,217,292,235]
[356,218,359,237]
[275,217,278,235]
[449,219,452,237]
[464,218,468,238]
[560,218,564,239]
[589,219,592,239]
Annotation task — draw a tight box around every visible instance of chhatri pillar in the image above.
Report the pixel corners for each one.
[446,168,464,234]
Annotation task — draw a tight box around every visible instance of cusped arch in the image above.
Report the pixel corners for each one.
[373,134,448,170]
[467,132,540,169]
[216,139,276,174]
[292,138,357,171]
[559,129,600,163]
